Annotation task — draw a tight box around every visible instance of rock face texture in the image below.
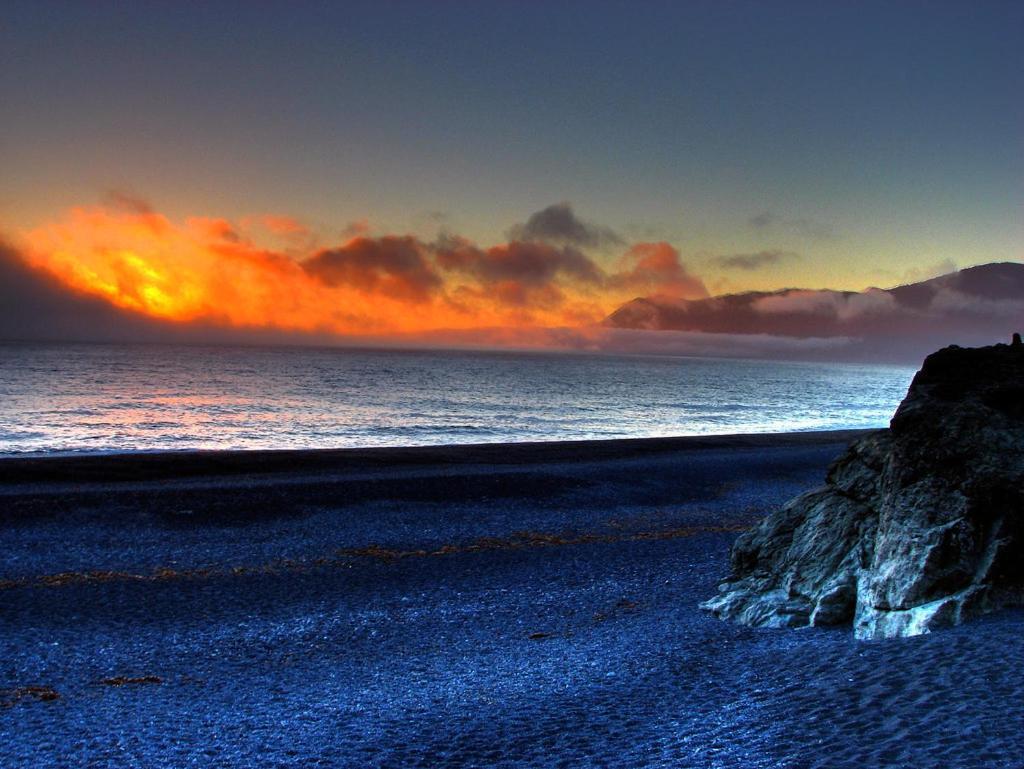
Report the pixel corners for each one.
[701,341,1024,639]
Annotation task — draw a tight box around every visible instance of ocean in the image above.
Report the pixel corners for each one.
[0,342,916,455]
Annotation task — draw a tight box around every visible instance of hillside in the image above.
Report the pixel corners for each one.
[604,262,1024,360]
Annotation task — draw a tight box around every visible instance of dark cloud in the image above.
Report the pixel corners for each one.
[507,203,623,249]
[712,249,798,270]
[748,211,837,240]
[491,281,566,309]
[302,236,443,303]
[436,236,603,289]
[748,211,778,230]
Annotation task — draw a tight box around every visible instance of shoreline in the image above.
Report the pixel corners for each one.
[0,428,876,485]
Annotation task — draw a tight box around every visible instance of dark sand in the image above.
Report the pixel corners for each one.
[1,431,1022,768]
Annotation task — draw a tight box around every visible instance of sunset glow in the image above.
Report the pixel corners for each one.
[17,203,708,337]
[3,4,1024,767]
[2,2,1020,355]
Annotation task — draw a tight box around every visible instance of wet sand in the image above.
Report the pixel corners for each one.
[2,430,1022,768]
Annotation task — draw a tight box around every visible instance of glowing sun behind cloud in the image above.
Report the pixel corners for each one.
[17,203,708,339]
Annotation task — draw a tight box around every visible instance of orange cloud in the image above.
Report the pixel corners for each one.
[608,242,709,299]
[16,202,708,339]
[261,214,307,236]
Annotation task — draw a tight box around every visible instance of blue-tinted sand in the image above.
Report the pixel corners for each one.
[1,434,1021,768]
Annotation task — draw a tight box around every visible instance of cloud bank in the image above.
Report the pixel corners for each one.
[5,197,1019,363]
[5,201,703,341]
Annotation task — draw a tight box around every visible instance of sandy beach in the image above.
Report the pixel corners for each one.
[2,430,1022,768]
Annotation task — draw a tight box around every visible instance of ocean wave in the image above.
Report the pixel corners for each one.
[0,344,915,453]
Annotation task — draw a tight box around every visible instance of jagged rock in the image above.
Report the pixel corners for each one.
[701,340,1024,639]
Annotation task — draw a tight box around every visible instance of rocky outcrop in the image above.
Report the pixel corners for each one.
[701,340,1024,639]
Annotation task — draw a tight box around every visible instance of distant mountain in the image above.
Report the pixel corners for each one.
[604,263,1024,362]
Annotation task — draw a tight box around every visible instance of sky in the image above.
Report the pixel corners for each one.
[1,1,1022,350]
